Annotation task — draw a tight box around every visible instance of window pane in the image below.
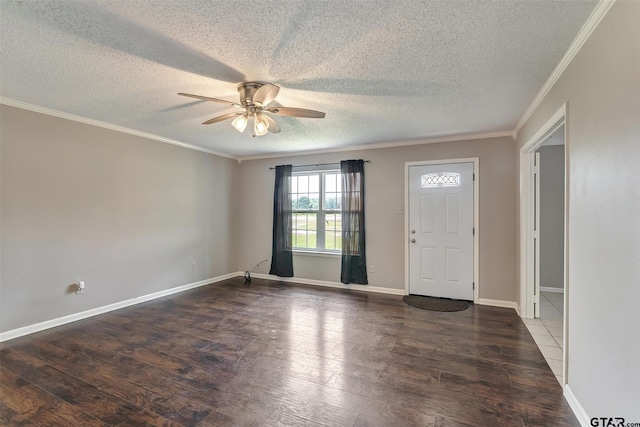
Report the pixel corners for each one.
[325,174,336,193]
[309,193,319,210]
[309,174,319,193]
[325,213,333,248]
[324,173,341,210]
[324,230,342,250]
[325,192,340,210]
[292,212,317,249]
[421,172,460,188]
[298,175,309,193]
[300,196,314,210]
[324,213,342,250]
[292,173,321,212]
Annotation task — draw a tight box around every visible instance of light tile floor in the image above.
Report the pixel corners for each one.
[522,291,564,385]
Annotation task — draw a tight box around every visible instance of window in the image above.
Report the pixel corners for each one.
[421,172,461,188]
[291,171,342,253]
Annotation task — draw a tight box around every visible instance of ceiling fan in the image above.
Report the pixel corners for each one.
[178,82,325,137]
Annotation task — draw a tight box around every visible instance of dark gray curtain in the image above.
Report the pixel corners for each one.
[269,165,294,277]
[341,160,368,284]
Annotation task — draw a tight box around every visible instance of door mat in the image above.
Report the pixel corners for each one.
[403,295,470,312]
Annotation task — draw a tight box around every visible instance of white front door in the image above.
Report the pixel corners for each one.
[408,163,474,300]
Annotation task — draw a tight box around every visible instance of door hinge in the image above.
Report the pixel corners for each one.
[472,282,475,290]
[530,294,540,303]
[473,173,475,181]
[473,227,475,236]
[533,230,539,239]
[533,165,540,174]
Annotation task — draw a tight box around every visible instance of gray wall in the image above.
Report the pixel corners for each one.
[538,145,565,289]
[517,1,640,418]
[235,136,517,302]
[0,105,238,333]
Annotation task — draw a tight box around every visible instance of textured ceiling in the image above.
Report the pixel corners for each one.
[0,0,597,158]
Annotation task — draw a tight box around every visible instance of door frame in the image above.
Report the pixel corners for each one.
[404,158,479,303]
[518,103,568,384]
[534,151,541,319]
[519,103,567,318]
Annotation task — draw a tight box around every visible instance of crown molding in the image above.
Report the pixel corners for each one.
[513,0,616,139]
[1,98,511,161]
[0,97,513,161]
[236,130,514,162]
[0,98,236,160]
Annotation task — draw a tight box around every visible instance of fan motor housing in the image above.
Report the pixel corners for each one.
[237,82,265,106]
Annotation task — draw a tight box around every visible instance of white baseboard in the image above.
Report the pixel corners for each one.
[250,273,406,296]
[564,385,590,427]
[541,286,564,294]
[0,272,239,343]
[477,298,519,311]
[2,273,515,342]
[514,302,521,317]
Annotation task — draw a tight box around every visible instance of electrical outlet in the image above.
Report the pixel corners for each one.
[192,262,196,270]
[369,265,375,273]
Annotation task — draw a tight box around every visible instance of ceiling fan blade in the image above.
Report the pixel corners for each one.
[266,107,325,118]
[263,114,281,133]
[253,83,280,106]
[202,111,243,125]
[178,92,242,107]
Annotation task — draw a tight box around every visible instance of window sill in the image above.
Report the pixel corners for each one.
[293,250,341,258]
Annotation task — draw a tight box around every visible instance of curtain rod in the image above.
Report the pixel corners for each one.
[269,160,370,170]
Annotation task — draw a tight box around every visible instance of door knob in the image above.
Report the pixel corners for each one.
[411,229,416,234]
[411,238,416,243]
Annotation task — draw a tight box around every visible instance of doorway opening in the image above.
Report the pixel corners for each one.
[519,103,567,387]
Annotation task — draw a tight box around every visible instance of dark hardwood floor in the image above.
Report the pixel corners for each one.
[0,277,579,426]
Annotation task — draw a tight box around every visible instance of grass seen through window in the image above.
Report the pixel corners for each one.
[292,213,342,250]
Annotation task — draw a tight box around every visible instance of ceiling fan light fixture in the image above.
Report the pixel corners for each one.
[178,82,325,136]
[254,113,269,136]
[231,114,248,133]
